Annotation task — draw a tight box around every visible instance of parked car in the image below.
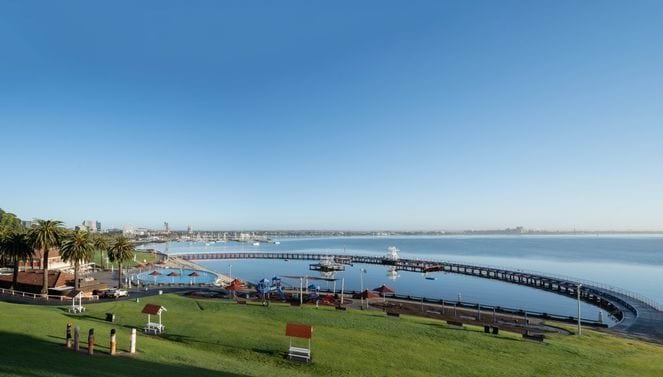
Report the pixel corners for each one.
[94,288,128,298]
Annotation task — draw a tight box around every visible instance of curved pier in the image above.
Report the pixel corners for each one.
[175,251,663,342]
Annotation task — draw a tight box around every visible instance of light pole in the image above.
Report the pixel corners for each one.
[228,264,232,280]
[359,268,367,308]
[577,283,582,336]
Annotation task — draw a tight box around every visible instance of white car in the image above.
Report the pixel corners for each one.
[99,288,128,298]
[112,289,129,298]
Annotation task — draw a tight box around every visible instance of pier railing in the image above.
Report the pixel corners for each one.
[172,250,663,312]
[401,255,663,312]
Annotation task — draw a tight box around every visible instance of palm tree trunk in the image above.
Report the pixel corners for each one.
[118,262,123,288]
[100,250,105,270]
[11,257,19,290]
[42,249,50,295]
[74,260,79,290]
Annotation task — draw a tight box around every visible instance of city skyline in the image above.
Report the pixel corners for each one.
[1,1,662,230]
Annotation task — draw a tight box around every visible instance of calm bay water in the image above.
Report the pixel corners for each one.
[141,235,663,324]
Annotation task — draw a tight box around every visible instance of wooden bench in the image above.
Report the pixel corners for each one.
[446,320,464,327]
[386,311,400,317]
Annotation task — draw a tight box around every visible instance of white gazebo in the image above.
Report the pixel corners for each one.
[67,290,86,313]
[142,304,167,334]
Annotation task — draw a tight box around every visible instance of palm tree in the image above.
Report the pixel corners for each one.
[108,236,135,289]
[0,231,33,290]
[93,234,110,270]
[28,219,65,295]
[60,230,94,290]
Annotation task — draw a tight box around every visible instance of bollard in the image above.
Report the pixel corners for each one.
[66,323,72,348]
[74,326,80,351]
[88,329,94,355]
[130,328,137,354]
[110,329,117,355]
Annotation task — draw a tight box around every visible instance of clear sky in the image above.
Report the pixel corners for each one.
[1,1,662,231]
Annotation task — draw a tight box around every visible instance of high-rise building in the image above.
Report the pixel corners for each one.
[187,225,192,234]
[82,220,101,233]
[164,222,170,233]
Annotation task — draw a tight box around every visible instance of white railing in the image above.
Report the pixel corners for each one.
[0,288,99,302]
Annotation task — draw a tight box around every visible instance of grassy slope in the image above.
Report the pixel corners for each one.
[92,250,157,268]
[0,294,661,377]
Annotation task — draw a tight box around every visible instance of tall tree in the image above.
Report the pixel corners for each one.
[0,210,23,237]
[60,230,94,290]
[0,231,33,290]
[108,236,135,289]
[28,220,64,295]
[93,234,110,270]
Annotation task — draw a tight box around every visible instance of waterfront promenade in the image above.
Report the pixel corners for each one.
[176,251,663,343]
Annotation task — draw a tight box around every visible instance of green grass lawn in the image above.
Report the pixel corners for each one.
[92,250,158,269]
[0,294,662,377]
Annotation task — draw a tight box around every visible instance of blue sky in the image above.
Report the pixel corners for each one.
[1,1,662,230]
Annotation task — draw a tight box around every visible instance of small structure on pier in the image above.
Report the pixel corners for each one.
[286,323,313,363]
[383,247,400,265]
[309,257,345,272]
[142,304,167,335]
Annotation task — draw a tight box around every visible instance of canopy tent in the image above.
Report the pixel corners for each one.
[373,284,395,302]
[148,270,162,284]
[166,271,180,283]
[353,289,380,300]
[188,271,200,284]
[142,304,167,334]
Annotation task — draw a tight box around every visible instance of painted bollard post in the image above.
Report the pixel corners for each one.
[110,329,117,355]
[130,328,137,354]
[66,323,72,348]
[88,329,95,355]
[74,326,80,351]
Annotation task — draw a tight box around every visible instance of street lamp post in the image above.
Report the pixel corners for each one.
[228,264,232,280]
[359,268,367,308]
[577,283,582,336]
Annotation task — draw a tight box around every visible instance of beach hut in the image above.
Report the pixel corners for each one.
[286,323,313,363]
[166,271,180,284]
[188,271,200,284]
[67,290,85,313]
[373,284,395,303]
[142,304,167,334]
[148,270,162,284]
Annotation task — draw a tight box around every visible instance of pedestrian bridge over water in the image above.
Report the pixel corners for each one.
[174,251,663,343]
